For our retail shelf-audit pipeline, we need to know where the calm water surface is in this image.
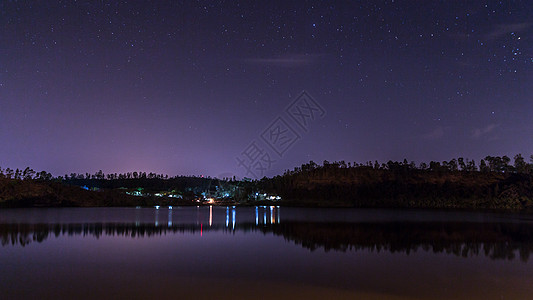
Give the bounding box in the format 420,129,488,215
1,206,533,299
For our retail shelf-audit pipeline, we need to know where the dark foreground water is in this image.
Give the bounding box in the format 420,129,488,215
1,207,533,299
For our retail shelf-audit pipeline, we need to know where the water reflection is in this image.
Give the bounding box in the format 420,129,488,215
209,205,212,227
255,206,279,226
3,207,533,300
2,210,533,262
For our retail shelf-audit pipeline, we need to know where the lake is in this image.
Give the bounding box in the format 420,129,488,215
1,206,533,299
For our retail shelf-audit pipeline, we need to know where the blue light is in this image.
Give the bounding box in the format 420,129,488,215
232,208,236,230
226,207,229,227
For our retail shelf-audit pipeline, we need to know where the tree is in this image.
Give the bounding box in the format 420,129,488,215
36,171,52,181
23,167,35,180
5,168,13,179
95,170,104,180
458,157,466,171
339,160,347,168
429,161,441,172
448,159,458,171
479,159,490,172
387,161,401,172
441,161,451,171
465,159,477,172
502,156,512,172
484,156,503,172
514,154,527,173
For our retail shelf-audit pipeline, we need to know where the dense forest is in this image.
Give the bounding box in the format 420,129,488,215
0,168,249,207
0,178,160,207
259,154,533,209
1,154,533,209
0,167,241,193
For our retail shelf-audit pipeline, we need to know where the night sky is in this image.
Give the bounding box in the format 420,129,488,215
1,1,532,178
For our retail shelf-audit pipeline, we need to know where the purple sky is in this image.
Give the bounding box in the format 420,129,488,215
1,1,532,178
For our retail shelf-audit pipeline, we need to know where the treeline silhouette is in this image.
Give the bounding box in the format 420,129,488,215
0,167,237,192
2,154,533,209
0,166,254,203
0,177,197,207
260,154,533,209
278,154,533,178
0,168,253,207
2,221,533,261
62,175,243,195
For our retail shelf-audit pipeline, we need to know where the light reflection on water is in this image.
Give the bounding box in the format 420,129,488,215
1,207,533,299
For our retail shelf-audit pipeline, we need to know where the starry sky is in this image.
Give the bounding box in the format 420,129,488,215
1,1,532,178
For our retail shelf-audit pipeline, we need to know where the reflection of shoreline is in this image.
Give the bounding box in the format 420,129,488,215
2,221,533,261
268,222,533,262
